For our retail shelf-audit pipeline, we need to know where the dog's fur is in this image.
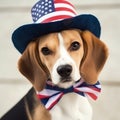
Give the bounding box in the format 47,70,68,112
1,29,108,120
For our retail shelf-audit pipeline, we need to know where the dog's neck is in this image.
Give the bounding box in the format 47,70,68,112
36,78,101,110
50,93,92,120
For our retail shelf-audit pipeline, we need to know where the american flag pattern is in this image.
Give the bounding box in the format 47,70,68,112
36,79,101,110
31,0,77,23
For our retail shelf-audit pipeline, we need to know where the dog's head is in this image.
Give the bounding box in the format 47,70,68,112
18,29,108,91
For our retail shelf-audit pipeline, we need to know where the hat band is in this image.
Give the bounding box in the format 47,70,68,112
35,11,76,23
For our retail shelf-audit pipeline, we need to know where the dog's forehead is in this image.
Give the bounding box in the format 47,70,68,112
60,30,81,40
39,33,58,45
60,30,83,45
39,29,82,47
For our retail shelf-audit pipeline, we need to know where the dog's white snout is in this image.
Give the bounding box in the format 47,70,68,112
57,64,72,78
51,33,81,87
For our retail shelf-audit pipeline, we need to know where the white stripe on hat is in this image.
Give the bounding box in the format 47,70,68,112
35,11,76,23
54,3,77,14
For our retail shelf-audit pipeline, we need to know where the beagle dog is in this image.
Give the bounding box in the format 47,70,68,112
1,29,108,120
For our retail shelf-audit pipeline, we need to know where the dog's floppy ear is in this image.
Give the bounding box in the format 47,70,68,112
80,31,108,84
18,40,49,91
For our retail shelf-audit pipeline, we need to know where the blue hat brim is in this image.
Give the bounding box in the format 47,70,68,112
12,14,101,53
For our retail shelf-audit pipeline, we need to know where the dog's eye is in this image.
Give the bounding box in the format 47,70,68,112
41,47,52,55
70,41,80,51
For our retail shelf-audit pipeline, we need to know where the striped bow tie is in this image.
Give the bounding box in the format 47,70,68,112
36,79,101,110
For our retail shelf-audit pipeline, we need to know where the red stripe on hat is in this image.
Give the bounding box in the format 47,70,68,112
55,7,76,15
55,0,75,9
42,15,72,23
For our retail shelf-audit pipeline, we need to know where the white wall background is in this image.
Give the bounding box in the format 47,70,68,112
0,0,120,120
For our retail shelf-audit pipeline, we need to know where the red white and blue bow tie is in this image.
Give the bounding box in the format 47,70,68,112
36,79,101,110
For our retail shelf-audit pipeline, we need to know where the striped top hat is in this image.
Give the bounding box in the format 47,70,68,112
12,0,101,53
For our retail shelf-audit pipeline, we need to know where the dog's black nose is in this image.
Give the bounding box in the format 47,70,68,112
57,64,72,77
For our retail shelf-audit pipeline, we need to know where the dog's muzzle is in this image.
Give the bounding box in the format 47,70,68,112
57,64,72,82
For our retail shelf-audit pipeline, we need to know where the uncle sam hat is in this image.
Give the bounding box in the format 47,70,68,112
12,0,101,53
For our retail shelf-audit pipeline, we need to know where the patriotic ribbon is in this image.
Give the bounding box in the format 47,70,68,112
36,78,101,110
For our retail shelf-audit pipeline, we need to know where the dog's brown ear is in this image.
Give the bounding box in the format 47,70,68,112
80,31,108,84
18,41,49,91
